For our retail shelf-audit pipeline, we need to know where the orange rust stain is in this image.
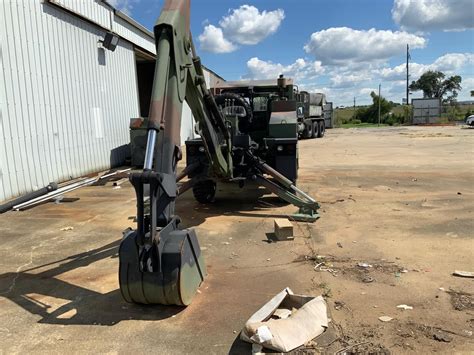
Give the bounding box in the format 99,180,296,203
162,0,190,34
150,96,182,146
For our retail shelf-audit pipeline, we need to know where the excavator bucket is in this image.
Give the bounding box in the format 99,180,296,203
119,228,206,306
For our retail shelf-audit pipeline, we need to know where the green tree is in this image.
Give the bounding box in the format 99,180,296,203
470,90,474,97
354,91,393,123
409,70,462,103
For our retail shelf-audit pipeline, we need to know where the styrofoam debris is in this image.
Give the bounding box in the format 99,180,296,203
453,270,474,278
250,326,273,343
396,304,413,310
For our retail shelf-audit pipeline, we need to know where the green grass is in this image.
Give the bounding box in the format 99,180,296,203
334,103,474,127
334,107,357,123
340,122,388,128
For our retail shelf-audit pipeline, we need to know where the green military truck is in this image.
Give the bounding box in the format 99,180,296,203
187,75,302,201
299,91,329,139
129,75,331,203
212,75,331,140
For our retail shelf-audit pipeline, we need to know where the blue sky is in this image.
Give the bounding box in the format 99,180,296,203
112,0,473,106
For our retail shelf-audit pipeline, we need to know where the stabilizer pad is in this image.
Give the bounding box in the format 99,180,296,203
119,228,206,306
290,207,320,223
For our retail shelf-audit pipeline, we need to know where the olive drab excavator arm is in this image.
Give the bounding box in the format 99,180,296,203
119,0,320,306
119,0,232,306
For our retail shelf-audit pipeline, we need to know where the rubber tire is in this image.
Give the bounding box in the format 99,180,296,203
214,92,252,133
312,120,319,138
318,121,325,138
303,122,313,139
193,180,216,204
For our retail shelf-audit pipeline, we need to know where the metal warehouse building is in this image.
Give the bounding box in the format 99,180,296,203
0,0,223,202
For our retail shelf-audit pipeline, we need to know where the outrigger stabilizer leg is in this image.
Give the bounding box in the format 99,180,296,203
246,153,320,222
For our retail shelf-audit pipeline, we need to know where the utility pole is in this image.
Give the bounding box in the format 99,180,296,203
406,44,410,105
378,84,381,126
353,97,356,119
406,44,411,123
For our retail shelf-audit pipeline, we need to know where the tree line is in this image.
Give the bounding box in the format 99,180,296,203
353,70,465,125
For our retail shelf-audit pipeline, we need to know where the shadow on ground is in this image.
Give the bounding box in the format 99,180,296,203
0,241,184,326
177,184,293,229
0,182,299,327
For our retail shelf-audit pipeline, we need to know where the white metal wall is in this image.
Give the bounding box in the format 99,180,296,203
113,15,155,54
0,0,223,202
49,0,156,55
49,0,111,29
0,0,140,202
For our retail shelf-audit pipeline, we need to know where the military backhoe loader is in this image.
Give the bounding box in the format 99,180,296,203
119,0,320,306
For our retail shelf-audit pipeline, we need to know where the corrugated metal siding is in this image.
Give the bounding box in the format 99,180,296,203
49,0,111,29
49,0,156,55
0,0,139,202
113,15,155,54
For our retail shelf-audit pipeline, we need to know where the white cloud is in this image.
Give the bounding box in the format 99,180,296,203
392,0,474,32
458,77,474,101
379,53,474,81
354,53,474,104
304,27,426,65
219,5,285,45
244,57,324,80
330,73,370,88
359,87,378,96
198,25,237,53
433,53,474,72
379,62,428,81
198,5,284,52
300,53,474,106
108,0,138,16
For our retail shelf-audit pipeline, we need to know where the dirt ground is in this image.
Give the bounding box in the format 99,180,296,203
0,126,473,354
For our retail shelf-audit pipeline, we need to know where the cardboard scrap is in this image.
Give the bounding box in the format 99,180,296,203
241,288,328,352
251,344,264,354
273,308,292,319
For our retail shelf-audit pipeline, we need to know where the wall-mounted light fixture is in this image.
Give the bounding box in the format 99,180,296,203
99,32,119,52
